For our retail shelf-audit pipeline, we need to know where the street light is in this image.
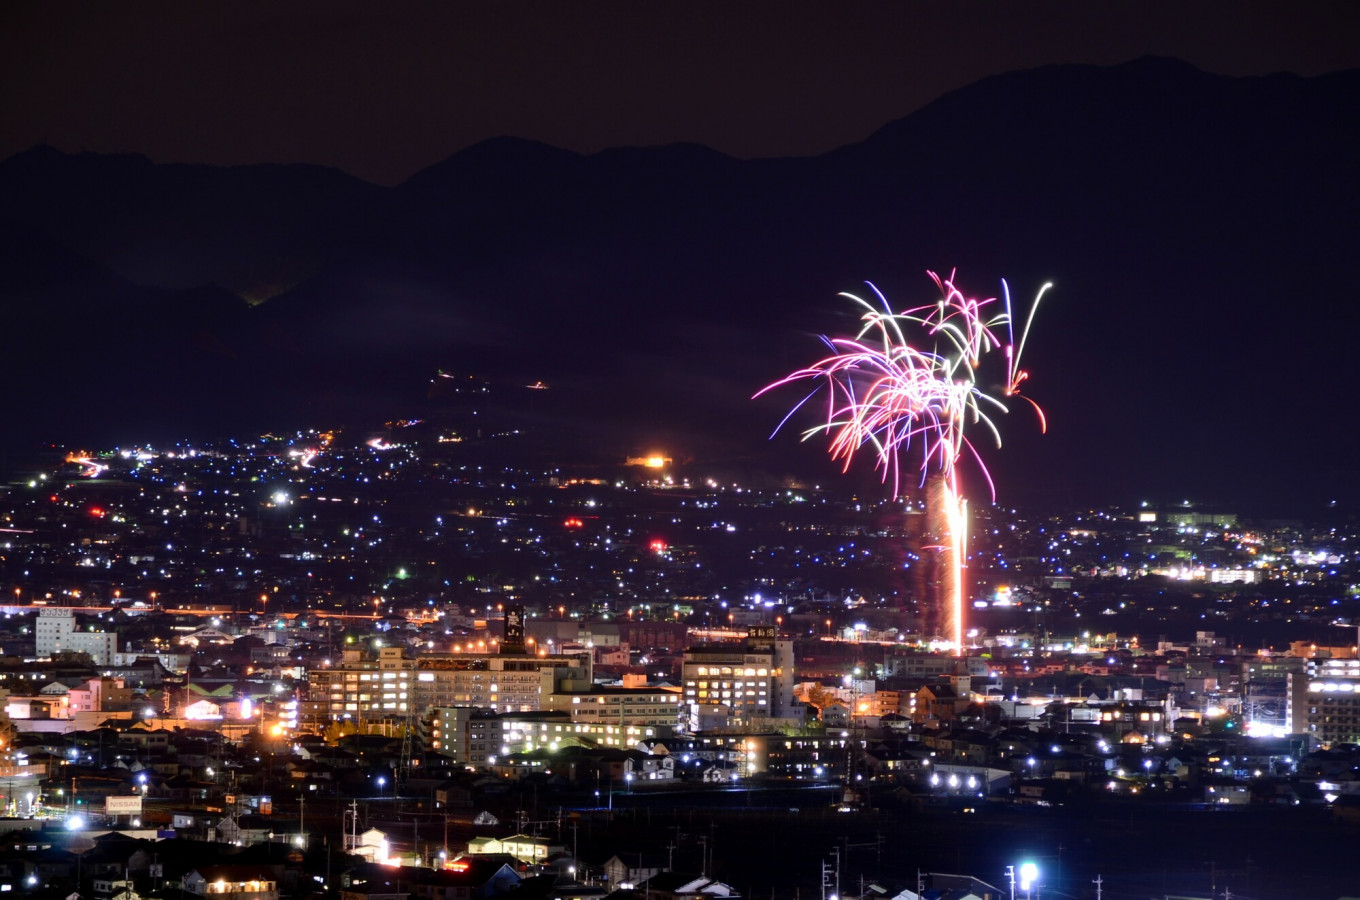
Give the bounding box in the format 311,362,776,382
1018,862,1039,900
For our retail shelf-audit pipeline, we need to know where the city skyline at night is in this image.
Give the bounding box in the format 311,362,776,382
2,11,1360,894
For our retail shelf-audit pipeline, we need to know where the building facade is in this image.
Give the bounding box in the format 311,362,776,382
305,646,592,730
427,706,673,766
680,626,797,728
35,607,118,665
1288,658,1360,745
542,679,684,732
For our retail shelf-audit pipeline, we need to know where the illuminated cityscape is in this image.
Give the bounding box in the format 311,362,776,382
2,5,1358,899
1,424,1360,897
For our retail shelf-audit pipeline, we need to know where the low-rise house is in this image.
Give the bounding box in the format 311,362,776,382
699,760,736,783
624,752,674,782
853,872,1003,900
19,848,77,885
602,855,665,888
633,874,739,900
912,684,970,725
434,781,474,809
94,878,137,899
341,874,408,900
345,828,392,864
215,815,274,846
170,812,214,840
821,703,851,729
411,860,523,900
183,866,278,900
123,727,175,751
862,742,931,776
286,760,335,783
464,835,562,866
920,872,1006,900
852,883,922,900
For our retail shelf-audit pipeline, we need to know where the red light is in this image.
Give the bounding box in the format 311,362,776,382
89,507,105,517
650,539,667,552
447,861,469,872
564,517,584,528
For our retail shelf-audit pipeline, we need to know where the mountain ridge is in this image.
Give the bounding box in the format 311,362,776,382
2,56,1357,510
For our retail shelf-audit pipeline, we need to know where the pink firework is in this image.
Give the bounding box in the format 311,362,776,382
758,271,1048,652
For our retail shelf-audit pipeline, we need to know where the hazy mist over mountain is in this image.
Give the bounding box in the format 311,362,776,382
3,58,1358,512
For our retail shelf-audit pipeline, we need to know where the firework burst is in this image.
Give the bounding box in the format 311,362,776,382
758,270,1049,652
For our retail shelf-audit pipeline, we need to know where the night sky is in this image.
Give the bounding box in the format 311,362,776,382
4,1,1358,185
4,2,1360,513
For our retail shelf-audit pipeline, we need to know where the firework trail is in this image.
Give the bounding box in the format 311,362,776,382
757,271,1049,652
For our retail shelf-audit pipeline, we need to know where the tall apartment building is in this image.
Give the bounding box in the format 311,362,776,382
426,706,501,767
35,607,118,665
305,646,592,729
1243,655,1303,735
1288,657,1360,745
680,626,799,728
415,652,591,711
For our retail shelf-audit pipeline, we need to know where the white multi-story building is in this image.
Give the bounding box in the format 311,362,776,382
1288,657,1360,745
34,607,118,665
426,706,500,766
544,676,684,731
306,646,592,729
414,652,590,712
681,626,799,728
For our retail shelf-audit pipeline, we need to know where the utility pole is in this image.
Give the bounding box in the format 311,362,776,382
345,799,360,851
1091,875,1102,900
397,703,416,793
820,848,839,900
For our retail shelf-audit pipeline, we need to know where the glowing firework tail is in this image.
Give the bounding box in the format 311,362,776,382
757,271,1049,652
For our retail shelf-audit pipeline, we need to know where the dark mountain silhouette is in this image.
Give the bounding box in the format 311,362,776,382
2,57,1358,510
